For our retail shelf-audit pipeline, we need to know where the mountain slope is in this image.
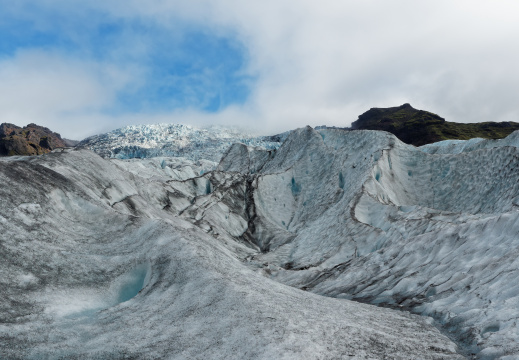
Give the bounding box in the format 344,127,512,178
351,103,519,146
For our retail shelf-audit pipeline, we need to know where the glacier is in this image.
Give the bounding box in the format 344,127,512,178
2,127,519,359
77,123,287,161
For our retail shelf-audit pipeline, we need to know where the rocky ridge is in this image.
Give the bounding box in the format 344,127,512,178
0,123,69,156
351,103,519,146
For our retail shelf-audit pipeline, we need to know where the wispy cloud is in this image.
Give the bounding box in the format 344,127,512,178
0,50,131,131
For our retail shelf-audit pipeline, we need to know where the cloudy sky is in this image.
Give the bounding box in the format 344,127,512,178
1,1,519,139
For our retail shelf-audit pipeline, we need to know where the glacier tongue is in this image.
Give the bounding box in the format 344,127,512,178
2,128,519,359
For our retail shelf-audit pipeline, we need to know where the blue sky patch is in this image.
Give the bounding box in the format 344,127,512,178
0,6,253,114
115,29,254,113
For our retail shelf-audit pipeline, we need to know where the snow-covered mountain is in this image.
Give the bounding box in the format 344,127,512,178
77,123,287,162
2,128,519,359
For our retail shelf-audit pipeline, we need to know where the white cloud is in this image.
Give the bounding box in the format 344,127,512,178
0,50,137,137
95,0,519,129
2,0,519,138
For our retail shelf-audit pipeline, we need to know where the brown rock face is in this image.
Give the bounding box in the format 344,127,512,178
0,123,68,156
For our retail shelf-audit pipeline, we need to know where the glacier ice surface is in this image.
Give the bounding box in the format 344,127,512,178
2,128,519,359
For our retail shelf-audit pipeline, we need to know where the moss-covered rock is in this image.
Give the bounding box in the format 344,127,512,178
351,104,519,146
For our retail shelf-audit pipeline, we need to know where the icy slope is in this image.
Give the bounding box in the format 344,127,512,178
240,127,519,358
77,123,285,161
0,148,462,359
